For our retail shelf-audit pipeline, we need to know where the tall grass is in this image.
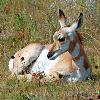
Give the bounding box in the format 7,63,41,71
0,0,100,99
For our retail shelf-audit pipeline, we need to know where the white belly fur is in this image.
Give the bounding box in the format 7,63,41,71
30,48,60,73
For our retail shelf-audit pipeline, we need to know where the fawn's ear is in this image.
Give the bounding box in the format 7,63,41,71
77,13,83,29
59,9,67,28
67,13,83,33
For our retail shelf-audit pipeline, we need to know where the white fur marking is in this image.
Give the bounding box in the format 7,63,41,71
69,22,78,32
62,22,78,33
30,48,59,73
59,20,66,28
63,67,82,82
8,58,14,72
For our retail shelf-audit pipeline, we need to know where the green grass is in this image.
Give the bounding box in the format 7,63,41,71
0,77,100,100
0,0,100,100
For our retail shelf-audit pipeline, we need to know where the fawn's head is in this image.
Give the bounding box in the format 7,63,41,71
48,9,83,60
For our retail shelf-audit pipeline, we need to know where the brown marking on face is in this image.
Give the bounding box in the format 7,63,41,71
52,29,90,71
67,38,77,53
48,41,57,53
51,30,78,54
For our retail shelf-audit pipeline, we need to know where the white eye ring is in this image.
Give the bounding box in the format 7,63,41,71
58,35,64,39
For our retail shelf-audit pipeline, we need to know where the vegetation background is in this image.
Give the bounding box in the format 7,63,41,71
0,0,100,99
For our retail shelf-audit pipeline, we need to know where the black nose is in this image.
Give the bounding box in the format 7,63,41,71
47,52,54,59
58,37,65,42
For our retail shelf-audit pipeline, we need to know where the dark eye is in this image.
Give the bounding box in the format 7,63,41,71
58,37,65,42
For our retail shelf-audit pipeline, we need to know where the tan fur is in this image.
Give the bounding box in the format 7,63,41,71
9,41,78,82
42,51,78,82
47,51,77,73
12,43,44,75
49,30,90,70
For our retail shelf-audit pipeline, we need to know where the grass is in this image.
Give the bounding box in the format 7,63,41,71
0,0,100,100
0,77,100,100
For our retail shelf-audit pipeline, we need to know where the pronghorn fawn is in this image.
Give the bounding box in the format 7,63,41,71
47,9,91,81
8,9,91,82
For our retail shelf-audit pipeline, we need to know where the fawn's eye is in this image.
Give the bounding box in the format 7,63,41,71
58,36,65,42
